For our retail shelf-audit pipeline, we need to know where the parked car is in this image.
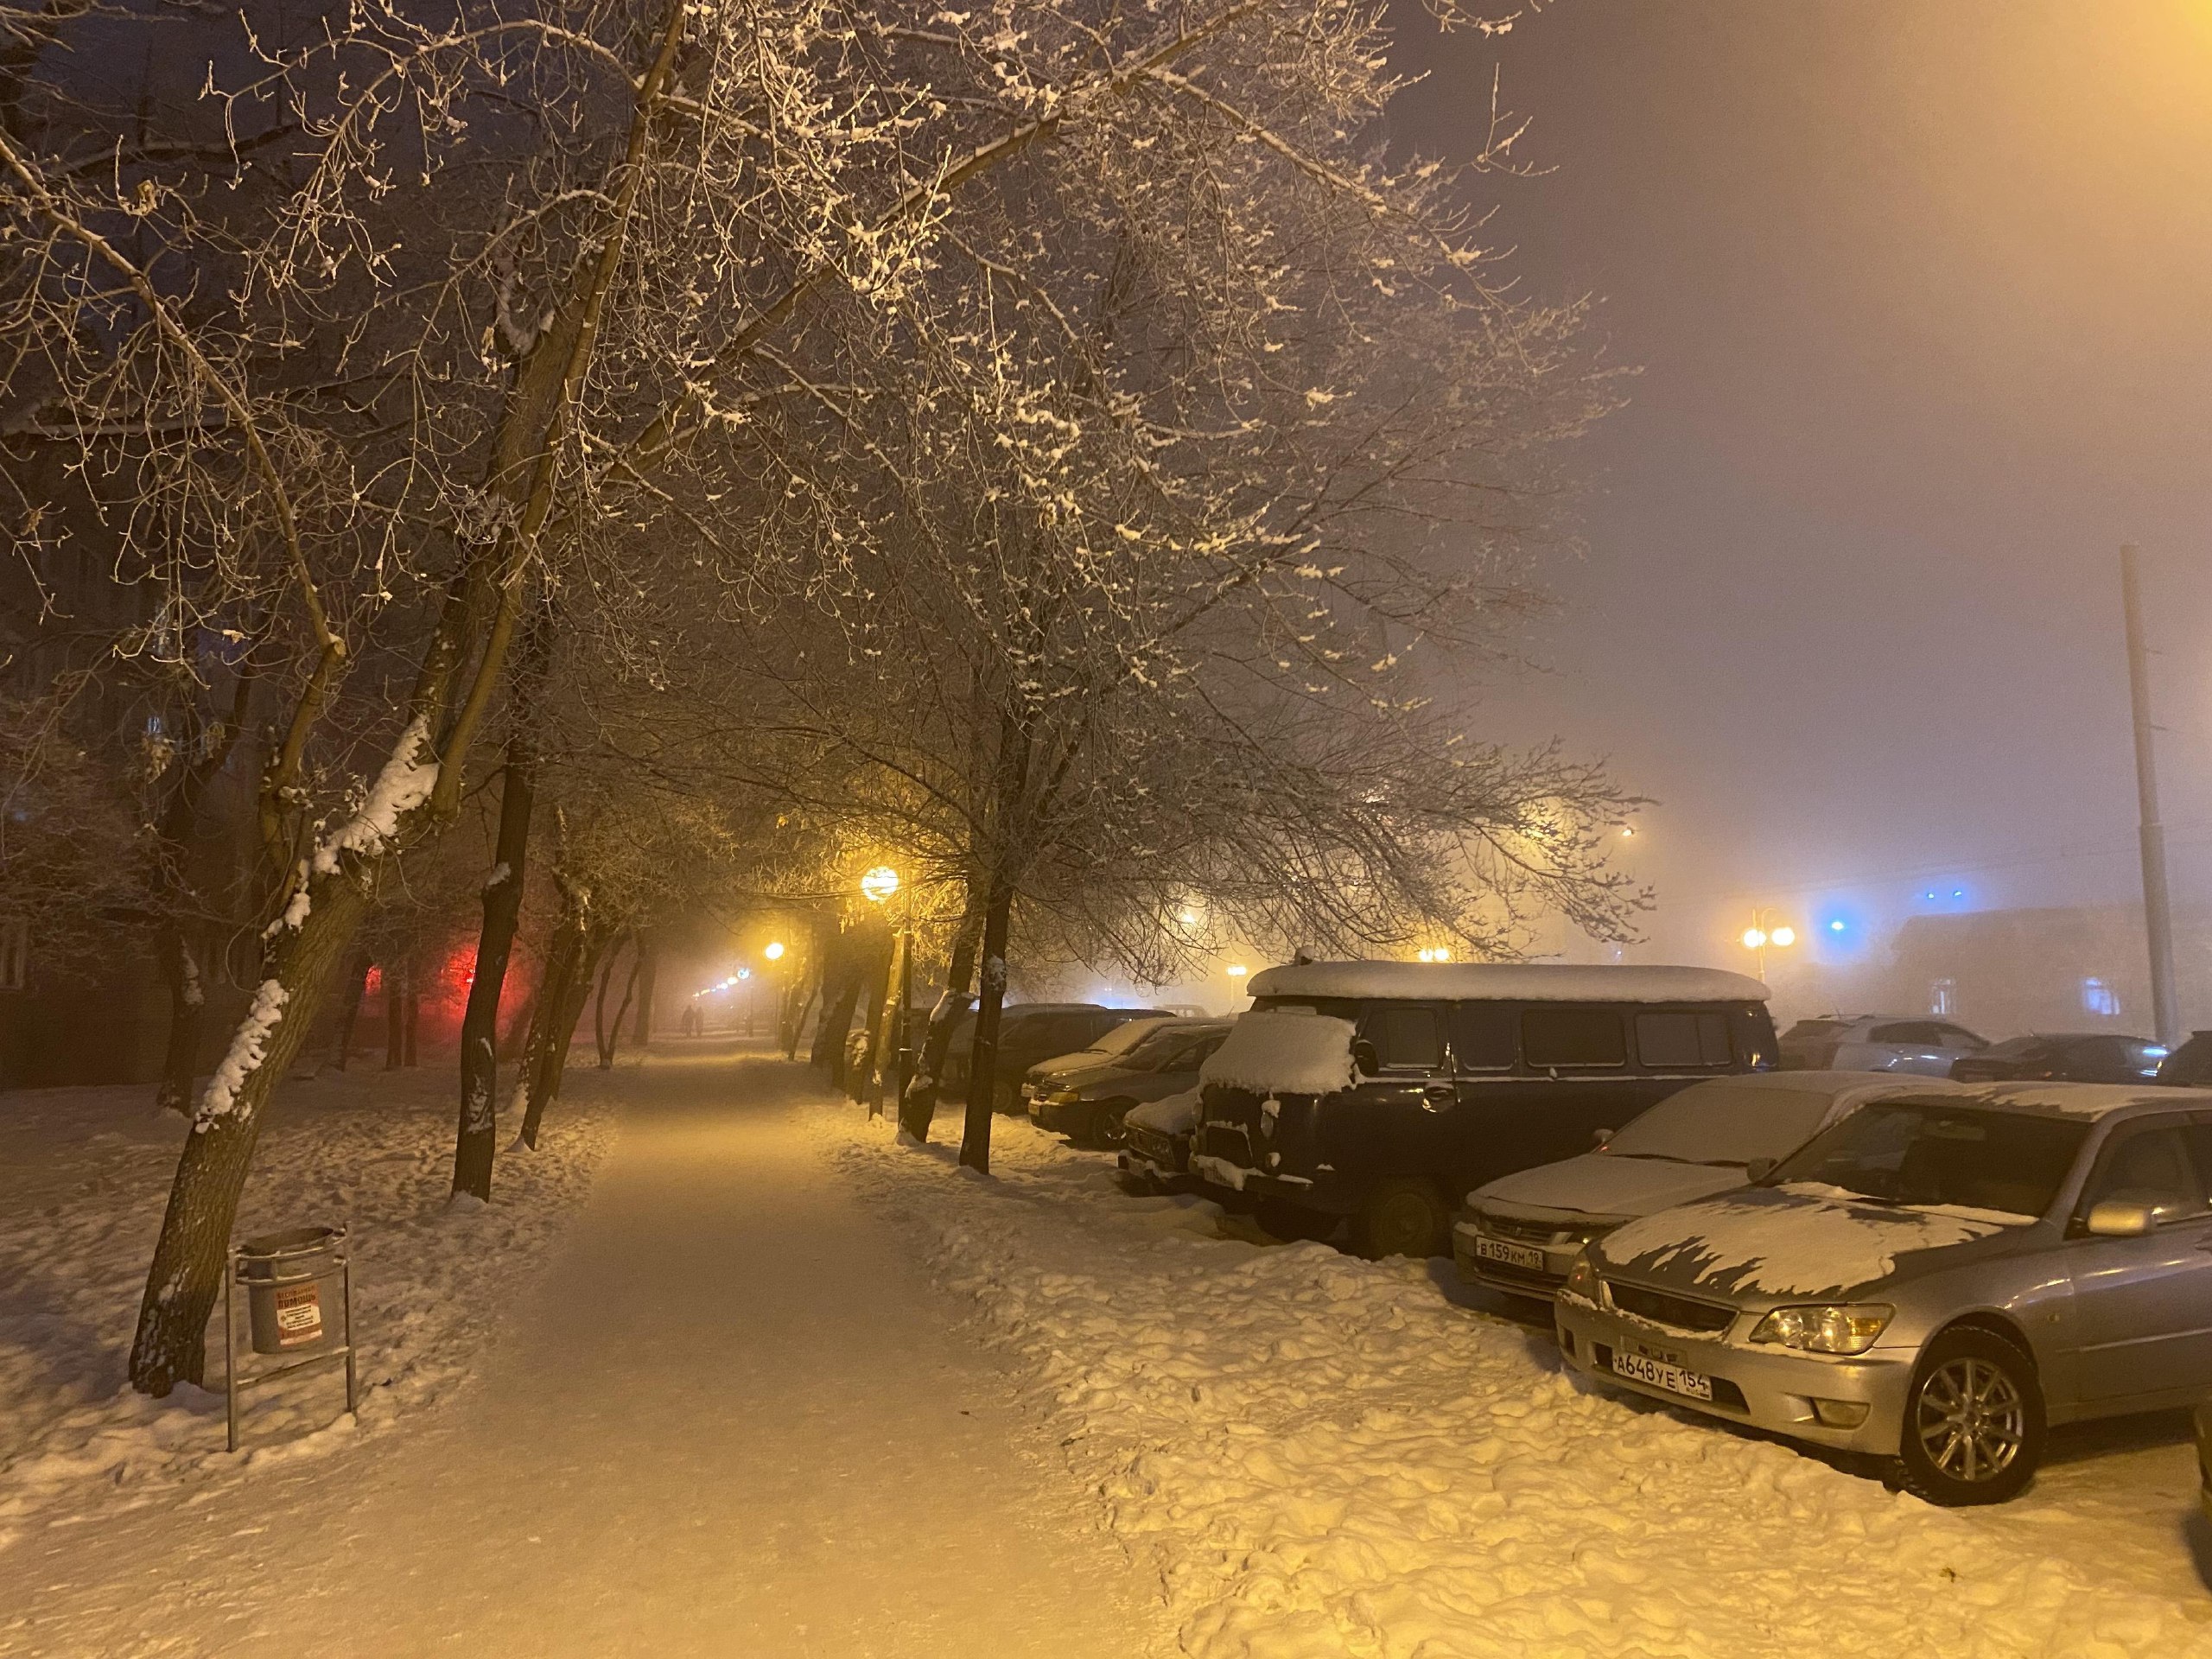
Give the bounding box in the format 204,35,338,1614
1030,1020,1230,1147
1948,1033,2166,1084
1119,1087,1200,1192
1453,1071,1975,1300
940,1003,1166,1113
2158,1031,2212,1088
1187,961,1778,1260
1557,1081,2212,1505
1778,1015,1988,1076
1020,1014,1183,1105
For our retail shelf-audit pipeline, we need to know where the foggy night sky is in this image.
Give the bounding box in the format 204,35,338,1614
1385,1,2212,984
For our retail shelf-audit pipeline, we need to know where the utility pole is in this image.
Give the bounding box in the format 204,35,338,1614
2120,543,2181,1046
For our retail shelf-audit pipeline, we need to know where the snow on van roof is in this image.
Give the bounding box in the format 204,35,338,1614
1246,961,1770,1004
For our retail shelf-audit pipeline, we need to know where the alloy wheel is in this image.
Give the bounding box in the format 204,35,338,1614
1914,1356,2025,1484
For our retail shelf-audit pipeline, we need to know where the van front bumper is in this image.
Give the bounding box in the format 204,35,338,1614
1555,1292,1915,1458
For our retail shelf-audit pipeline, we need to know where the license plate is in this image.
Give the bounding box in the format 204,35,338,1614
1611,1351,1713,1402
1473,1235,1546,1273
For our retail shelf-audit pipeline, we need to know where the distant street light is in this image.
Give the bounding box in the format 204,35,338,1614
764,940,785,961
860,866,900,904
1225,963,1249,980
1415,946,1453,963
1740,907,1796,982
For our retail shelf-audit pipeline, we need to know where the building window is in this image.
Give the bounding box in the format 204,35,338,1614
1929,977,1957,1018
2082,976,2120,1019
0,917,26,991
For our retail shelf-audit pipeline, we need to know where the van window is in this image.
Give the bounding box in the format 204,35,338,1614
1522,1007,1626,1068
1363,1007,1444,1071
1635,1011,1732,1068
1452,1005,1517,1071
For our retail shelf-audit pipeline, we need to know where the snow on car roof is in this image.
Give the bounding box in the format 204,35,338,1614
1247,960,1770,1004
1947,1081,2212,1118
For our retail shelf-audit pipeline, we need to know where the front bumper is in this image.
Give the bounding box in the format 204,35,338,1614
1451,1219,1575,1299
1028,1096,1091,1135
1186,1153,1345,1213
1555,1290,1915,1458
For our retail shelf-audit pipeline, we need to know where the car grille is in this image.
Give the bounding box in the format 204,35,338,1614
1479,1212,1610,1247
1474,1255,1565,1292
1201,1124,1253,1165
1127,1125,1179,1166
1603,1281,1738,1334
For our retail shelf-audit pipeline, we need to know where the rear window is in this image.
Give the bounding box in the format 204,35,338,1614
1634,1011,1732,1068
1522,1007,1626,1069
1363,1007,1445,1071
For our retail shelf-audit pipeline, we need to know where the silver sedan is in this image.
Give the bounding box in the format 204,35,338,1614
1556,1083,2212,1504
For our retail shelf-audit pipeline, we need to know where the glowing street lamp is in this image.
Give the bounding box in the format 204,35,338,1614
1416,946,1453,963
860,866,900,905
1740,908,1796,982
764,940,785,961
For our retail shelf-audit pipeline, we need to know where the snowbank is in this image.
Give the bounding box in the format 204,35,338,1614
823,1109,2212,1658
0,1065,613,1554
1200,1009,1356,1097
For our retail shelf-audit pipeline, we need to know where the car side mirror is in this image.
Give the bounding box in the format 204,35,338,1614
2086,1200,2154,1237
1351,1039,1380,1077
1744,1157,1776,1183
1592,1127,1615,1148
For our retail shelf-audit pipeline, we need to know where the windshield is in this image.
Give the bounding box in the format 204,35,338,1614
1084,1016,1169,1058
1766,1102,2089,1217
1604,1082,1840,1165
1116,1027,1201,1069
1980,1036,2047,1059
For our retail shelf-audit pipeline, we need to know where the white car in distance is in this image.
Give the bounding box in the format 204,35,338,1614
1453,1071,1977,1300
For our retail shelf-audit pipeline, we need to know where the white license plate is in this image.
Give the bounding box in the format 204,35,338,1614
1611,1351,1713,1402
1473,1235,1546,1274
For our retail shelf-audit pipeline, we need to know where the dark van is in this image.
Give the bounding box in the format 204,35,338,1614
1189,961,1777,1258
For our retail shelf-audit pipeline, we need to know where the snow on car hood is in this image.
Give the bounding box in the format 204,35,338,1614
1597,1182,2035,1299
1472,1153,1751,1222
1126,1086,1199,1136
1200,1009,1356,1097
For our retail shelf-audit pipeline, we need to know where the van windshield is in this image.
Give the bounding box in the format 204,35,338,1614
1766,1103,2088,1218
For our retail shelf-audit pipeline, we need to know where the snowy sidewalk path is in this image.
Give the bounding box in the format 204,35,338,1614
14,1050,1172,1658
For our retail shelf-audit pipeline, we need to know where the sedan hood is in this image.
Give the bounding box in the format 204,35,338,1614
1594,1183,2037,1301
1471,1154,1748,1222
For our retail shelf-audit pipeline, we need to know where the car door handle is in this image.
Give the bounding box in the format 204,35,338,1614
1421,1085,1454,1109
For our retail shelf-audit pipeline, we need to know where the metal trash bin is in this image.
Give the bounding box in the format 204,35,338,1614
239,1226,344,1356
226,1224,357,1452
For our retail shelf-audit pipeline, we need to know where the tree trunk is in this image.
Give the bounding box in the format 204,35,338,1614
498,986,537,1063
592,936,625,1067
518,923,609,1148
782,976,817,1061
402,957,420,1067
899,893,982,1143
451,733,537,1202
385,957,405,1070
153,926,206,1115
511,914,581,1151
333,950,371,1072
600,946,639,1069
124,2,692,1396
957,873,1015,1173
630,932,657,1046
126,871,375,1393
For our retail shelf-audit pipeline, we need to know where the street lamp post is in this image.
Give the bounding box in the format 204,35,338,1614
1738,907,1796,984
860,867,912,1116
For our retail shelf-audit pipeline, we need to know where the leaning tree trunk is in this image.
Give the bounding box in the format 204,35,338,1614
957,873,1015,1174
518,921,611,1148
127,869,378,1392
152,926,207,1116
123,2,709,1395
899,892,982,1143
450,714,538,1202
598,944,639,1069
385,956,406,1070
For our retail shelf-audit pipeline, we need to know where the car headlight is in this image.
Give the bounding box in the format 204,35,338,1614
1748,1305,1894,1356
1563,1250,1600,1303
1045,1088,1081,1105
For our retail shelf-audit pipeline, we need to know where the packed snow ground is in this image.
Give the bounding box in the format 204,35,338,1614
0,1059,615,1562
830,1108,2212,1659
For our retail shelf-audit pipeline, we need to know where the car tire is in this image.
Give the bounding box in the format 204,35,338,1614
1090,1101,1135,1149
1254,1198,1336,1243
994,1079,1022,1116
1351,1179,1451,1260
1893,1327,2044,1506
